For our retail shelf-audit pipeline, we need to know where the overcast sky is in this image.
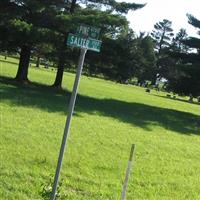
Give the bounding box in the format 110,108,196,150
121,0,200,37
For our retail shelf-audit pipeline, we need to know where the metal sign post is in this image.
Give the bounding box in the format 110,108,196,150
51,24,101,200
51,48,87,200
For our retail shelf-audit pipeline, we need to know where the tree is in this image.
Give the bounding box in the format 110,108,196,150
134,33,156,84
151,19,174,84
32,43,54,68
101,30,138,83
0,0,145,85
85,30,156,85
51,0,78,88
51,0,145,88
159,29,189,84
151,19,174,54
0,0,66,82
167,14,200,96
171,28,189,53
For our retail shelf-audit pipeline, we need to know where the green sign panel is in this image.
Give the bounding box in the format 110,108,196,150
77,25,100,39
67,33,102,52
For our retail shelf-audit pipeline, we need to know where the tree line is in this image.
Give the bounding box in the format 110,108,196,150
0,0,199,97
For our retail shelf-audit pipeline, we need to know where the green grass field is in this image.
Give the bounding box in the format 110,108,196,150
0,56,200,199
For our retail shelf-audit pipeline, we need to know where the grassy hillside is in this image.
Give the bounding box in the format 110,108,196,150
0,56,200,199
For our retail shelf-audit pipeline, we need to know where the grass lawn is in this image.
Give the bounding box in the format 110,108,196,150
0,56,200,199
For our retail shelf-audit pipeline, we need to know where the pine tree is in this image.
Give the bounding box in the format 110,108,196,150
51,0,145,88
151,19,174,54
151,19,174,84
168,14,200,96
0,0,65,82
171,28,189,53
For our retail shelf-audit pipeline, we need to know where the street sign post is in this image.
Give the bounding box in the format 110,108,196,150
51,25,102,200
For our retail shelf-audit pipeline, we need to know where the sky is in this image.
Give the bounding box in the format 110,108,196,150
121,0,200,37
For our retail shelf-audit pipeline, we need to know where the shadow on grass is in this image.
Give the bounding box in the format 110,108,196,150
0,59,19,66
152,94,200,105
1,76,200,135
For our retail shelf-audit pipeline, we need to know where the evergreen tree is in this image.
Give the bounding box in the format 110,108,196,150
171,28,189,53
158,29,189,82
0,0,144,86
168,14,200,96
134,33,156,85
0,0,65,82
85,30,156,84
151,19,174,84
51,0,145,88
151,19,174,54
85,28,135,83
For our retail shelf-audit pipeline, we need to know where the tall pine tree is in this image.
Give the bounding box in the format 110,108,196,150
168,14,200,96
151,19,174,84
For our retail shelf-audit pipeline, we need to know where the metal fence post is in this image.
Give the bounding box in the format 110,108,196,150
121,144,136,200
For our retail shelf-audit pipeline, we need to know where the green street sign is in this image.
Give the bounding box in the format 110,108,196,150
67,33,102,52
76,25,100,39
